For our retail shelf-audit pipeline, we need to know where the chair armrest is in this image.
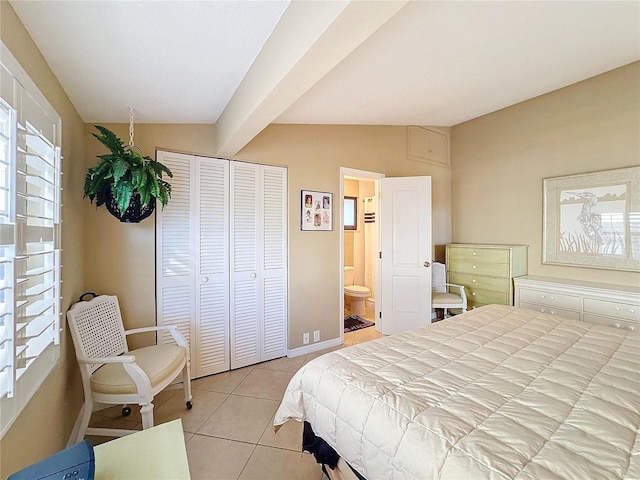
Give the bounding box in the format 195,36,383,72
445,283,468,306
125,325,188,349
77,355,135,364
125,325,177,336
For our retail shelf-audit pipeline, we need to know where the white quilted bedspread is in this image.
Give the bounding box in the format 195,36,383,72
274,305,640,480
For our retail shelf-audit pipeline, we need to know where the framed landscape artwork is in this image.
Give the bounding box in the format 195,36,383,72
301,190,332,231
543,166,640,272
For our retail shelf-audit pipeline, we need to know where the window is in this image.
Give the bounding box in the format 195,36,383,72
0,43,62,437
344,196,357,230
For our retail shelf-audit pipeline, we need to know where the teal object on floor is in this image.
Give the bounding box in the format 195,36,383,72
8,440,94,480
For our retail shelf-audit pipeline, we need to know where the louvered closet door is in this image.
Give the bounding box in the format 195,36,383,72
195,157,230,376
156,151,195,365
230,163,287,369
156,151,230,377
261,166,287,362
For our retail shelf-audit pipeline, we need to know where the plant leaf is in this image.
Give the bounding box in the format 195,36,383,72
113,183,134,216
92,125,126,155
111,159,130,186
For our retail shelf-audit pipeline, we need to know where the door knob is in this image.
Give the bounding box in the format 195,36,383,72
423,261,430,267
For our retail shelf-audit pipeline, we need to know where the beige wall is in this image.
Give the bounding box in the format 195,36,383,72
84,123,451,353
83,123,216,349
451,62,640,288
238,125,450,346
1,2,86,476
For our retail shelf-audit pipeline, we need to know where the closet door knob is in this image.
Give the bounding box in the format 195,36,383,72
250,273,257,278
202,277,209,283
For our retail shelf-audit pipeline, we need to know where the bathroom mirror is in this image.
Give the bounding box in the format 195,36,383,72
344,196,357,230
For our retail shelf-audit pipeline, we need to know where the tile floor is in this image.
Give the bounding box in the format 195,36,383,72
88,308,382,479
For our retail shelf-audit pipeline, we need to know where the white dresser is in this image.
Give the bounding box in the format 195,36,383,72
514,275,640,332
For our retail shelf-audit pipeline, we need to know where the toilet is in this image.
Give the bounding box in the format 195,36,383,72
344,266,371,316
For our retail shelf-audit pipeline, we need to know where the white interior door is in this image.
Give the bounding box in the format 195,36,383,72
379,176,432,335
156,151,230,378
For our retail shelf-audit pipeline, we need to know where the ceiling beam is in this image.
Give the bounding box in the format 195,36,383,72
215,0,409,157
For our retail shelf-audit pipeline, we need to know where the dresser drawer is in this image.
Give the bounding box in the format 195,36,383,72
519,301,581,321
583,298,640,323
467,287,509,305
518,288,581,311
447,247,510,264
449,259,510,277
583,314,638,332
468,300,488,310
449,273,510,293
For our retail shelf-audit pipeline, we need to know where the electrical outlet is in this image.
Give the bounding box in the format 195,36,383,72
303,332,310,345
313,330,320,342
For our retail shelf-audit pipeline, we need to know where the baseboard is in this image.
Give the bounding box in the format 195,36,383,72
287,337,342,358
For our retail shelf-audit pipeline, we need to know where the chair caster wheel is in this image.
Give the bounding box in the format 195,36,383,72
122,406,132,416
186,401,193,410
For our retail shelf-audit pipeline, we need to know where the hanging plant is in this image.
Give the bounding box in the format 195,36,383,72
84,125,173,223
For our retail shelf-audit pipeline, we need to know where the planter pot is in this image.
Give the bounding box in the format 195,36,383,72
105,188,155,223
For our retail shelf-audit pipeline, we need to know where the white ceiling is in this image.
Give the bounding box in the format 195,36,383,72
9,0,640,155
9,0,290,124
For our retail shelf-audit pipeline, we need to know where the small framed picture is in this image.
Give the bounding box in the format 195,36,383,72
301,190,332,231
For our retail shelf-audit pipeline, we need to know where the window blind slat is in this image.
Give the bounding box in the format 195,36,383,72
0,44,61,434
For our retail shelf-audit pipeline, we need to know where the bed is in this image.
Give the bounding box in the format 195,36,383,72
274,305,640,480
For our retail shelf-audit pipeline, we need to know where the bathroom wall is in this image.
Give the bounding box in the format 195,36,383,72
354,180,375,288
359,181,376,299
343,178,358,267
343,178,376,291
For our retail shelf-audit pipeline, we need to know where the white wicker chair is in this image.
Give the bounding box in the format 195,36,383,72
67,294,192,443
432,262,467,318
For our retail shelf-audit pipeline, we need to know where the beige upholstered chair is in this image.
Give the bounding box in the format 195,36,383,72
67,294,192,443
432,262,467,318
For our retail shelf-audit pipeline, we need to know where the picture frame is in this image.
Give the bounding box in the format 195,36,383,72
301,190,332,231
543,166,640,272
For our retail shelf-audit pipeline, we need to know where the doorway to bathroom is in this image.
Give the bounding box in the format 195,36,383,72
340,168,433,339
340,168,384,338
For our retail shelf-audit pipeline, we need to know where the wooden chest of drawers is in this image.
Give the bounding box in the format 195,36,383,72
446,244,528,309
514,275,640,332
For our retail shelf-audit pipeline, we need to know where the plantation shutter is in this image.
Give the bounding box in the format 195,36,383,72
1,43,62,437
